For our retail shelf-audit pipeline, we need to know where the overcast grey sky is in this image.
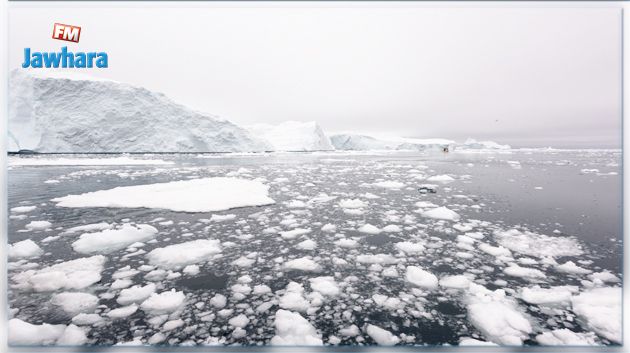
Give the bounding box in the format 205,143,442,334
9,3,622,148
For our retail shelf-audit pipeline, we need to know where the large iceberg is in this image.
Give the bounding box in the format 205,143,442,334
8,70,271,153
330,133,454,151
458,138,511,150
246,121,334,151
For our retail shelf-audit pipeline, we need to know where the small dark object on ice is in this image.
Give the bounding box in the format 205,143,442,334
418,184,438,194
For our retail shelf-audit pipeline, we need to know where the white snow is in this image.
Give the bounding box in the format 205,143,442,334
421,207,460,221
71,224,158,254
228,314,250,328
11,255,106,292
366,324,400,345
270,309,323,345
279,228,311,240
56,325,88,345
503,264,546,280
571,287,621,343
426,175,455,182
296,239,317,250
395,241,425,254
338,199,367,209
405,266,438,289
53,177,275,213
147,239,222,269
9,239,43,259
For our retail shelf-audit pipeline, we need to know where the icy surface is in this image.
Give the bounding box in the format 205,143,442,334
72,224,158,254
53,178,275,212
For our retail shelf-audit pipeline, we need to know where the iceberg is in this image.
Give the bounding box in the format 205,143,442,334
9,70,271,153
246,121,334,151
330,133,454,151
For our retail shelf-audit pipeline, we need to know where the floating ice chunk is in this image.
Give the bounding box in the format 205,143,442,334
11,255,106,292
519,286,575,305
279,282,310,312
459,338,498,346
321,224,336,232
536,329,598,345
270,309,322,345
182,265,200,276
466,284,532,345
9,239,43,259
414,201,438,208
405,266,438,289
8,318,66,345
11,206,36,213
210,214,236,222
285,200,307,208
232,256,256,268
52,177,275,212
279,228,311,240
366,324,400,345
372,181,405,189
140,289,186,315
163,319,185,331
335,238,358,248
426,174,455,182
25,220,52,231
284,257,321,272
382,225,402,233
117,283,157,305
56,324,88,345
210,294,227,308
356,254,398,265
439,275,471,289
555,261,591,274
588,271,620,283
338,199,367,209
296,239,317,250
358,224,381,234
421,207,460,221
395,242,425,254
478,243,512,257
72,224,158,254
51,292,99,316
60,222,112,235
571,287,621,343
228,314,250,328
253,284,272,295
107,304,138,319
494,229,583,258
339,325,360,337
309,277,340,297
71,313,102,326
503,264,546,280
372,294,403,310
147,239,222,269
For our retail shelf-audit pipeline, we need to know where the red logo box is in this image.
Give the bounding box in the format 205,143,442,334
52,23,81,43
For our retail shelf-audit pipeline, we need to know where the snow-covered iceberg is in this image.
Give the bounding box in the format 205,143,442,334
458,138,511,150
330,133,454,151
246,121,334,151
9,70,271,153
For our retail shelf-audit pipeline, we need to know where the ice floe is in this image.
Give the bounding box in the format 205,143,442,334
147,239,222,269
271,310,322,345
72,224,158,254
12,255,106,292
52,177,275,212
